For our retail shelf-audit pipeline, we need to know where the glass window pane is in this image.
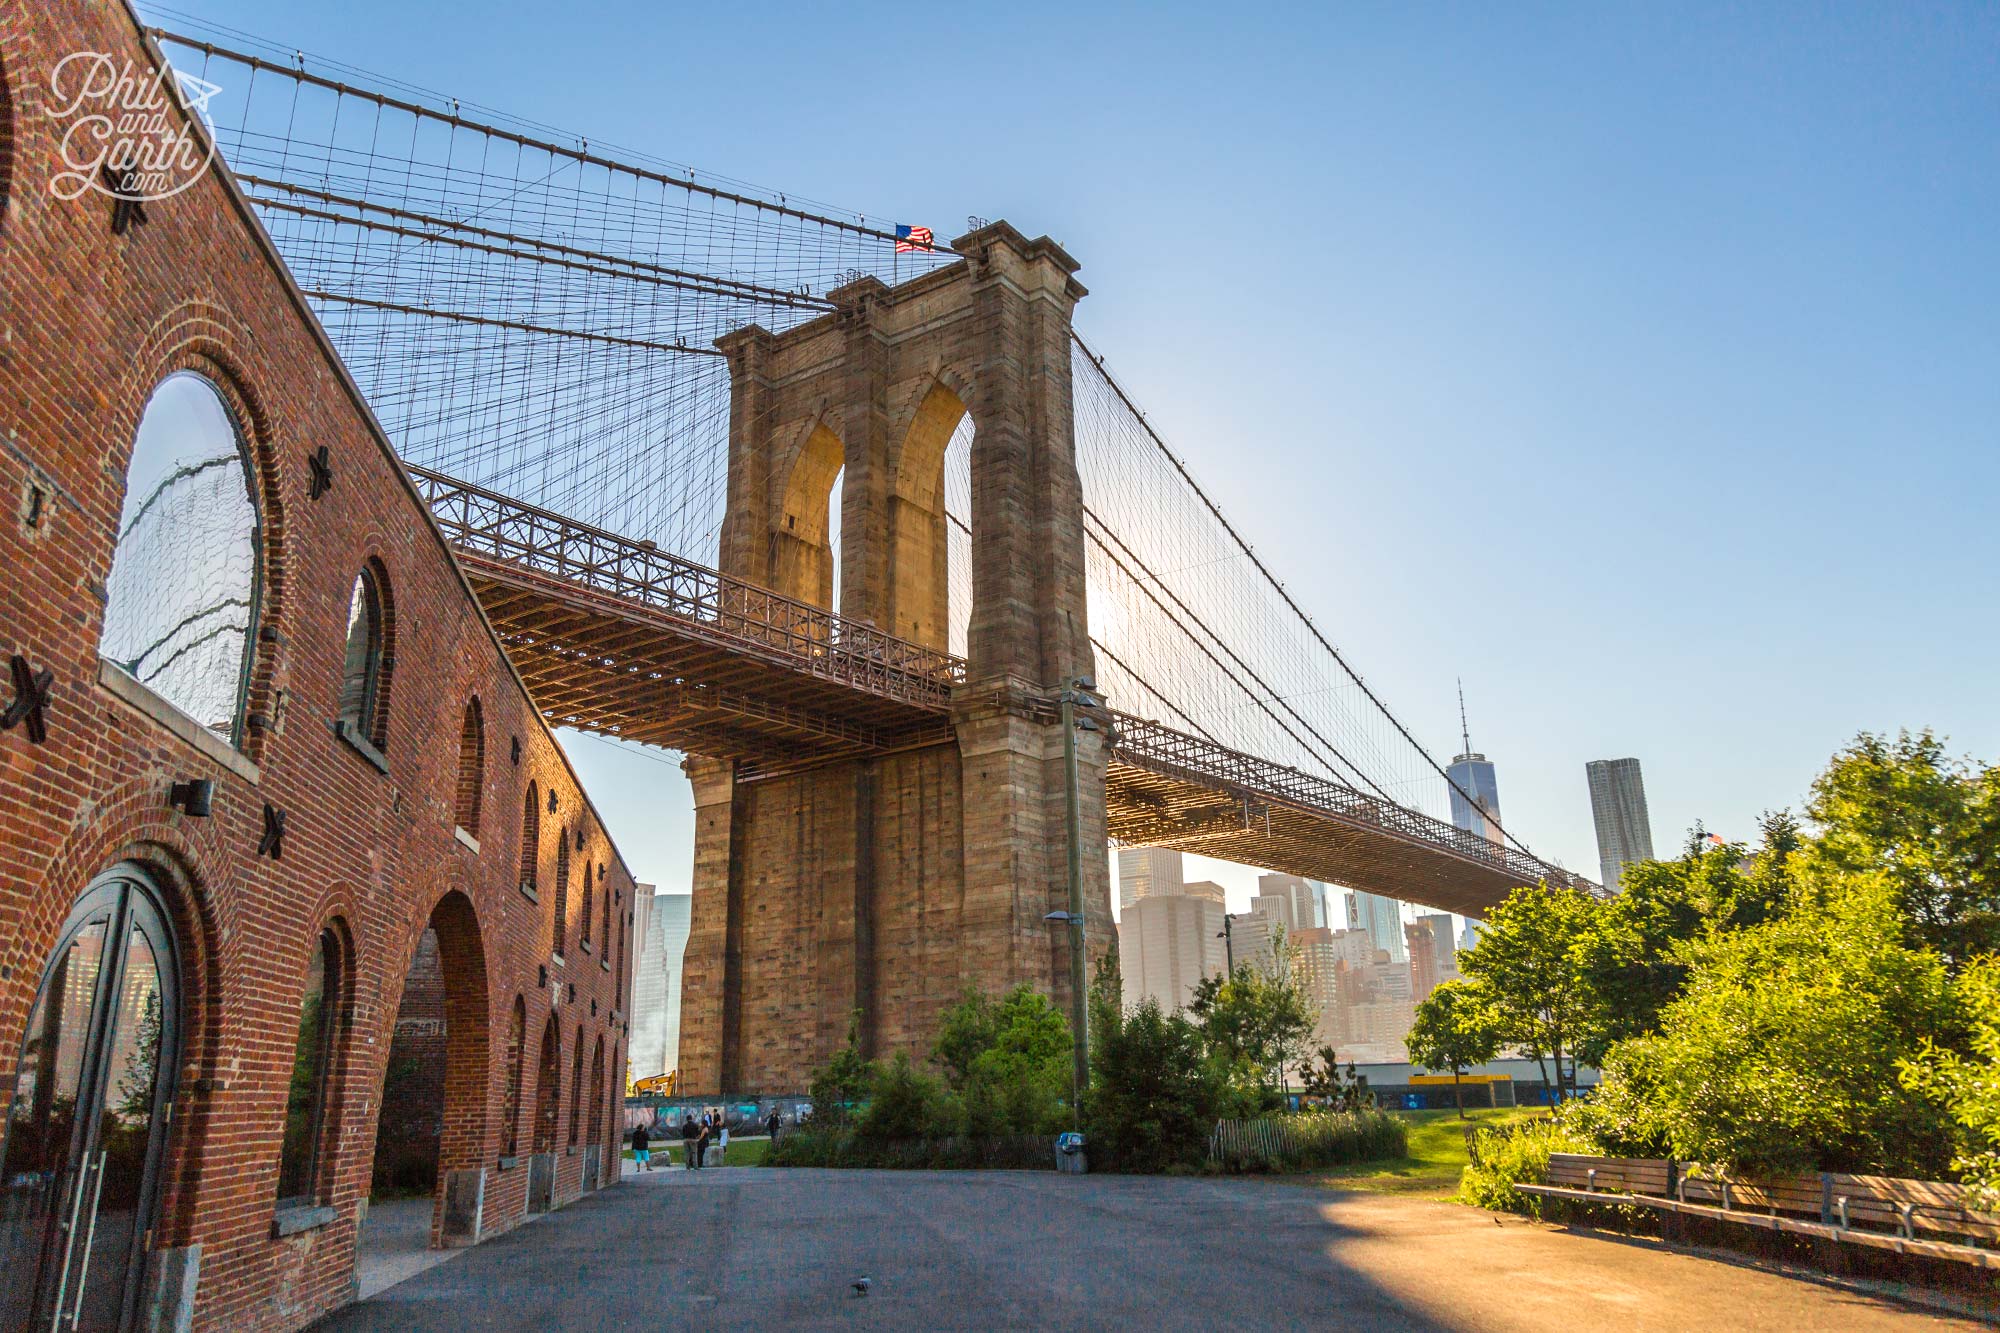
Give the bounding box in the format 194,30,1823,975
74,925,166,1333
339,574,378,727
0,917,111,1330
277,935,333,1204
100,375,258,740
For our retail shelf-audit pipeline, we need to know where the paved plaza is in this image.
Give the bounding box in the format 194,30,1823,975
319,1166,1981,1330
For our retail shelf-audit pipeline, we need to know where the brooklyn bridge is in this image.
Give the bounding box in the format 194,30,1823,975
156,30,1591,1095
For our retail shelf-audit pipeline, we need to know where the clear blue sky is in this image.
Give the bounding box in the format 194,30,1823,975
159,2,2000,904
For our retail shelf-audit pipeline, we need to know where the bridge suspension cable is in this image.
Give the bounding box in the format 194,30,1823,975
152,22,957,552
1068,338,1549,862
151,14,1564,876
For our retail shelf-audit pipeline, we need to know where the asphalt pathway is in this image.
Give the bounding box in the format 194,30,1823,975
315,1164,1982,1330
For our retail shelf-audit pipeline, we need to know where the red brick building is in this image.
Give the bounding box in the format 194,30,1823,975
0,4,636,1329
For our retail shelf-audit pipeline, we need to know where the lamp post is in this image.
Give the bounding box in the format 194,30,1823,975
1054,675,1101,1122
1217,912,1238,974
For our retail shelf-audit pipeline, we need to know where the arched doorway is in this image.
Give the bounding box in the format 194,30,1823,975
532,1016,561,1154
362,893,488,1265
585,1038,605,1187
526,1015,561,1215
0,866,181,1333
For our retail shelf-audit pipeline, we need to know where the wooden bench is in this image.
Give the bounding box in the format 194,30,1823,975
1515,1154,2000,1269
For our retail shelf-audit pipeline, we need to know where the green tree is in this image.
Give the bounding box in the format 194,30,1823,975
1575,870,1957,1176
1297,1047,1374,1111
1584,812,1797,1053
1406,982,1502,1117
946,985,1074,1136
1087,990,1218,1172
1456,882,1608,1099
1807,729,2000,966
1900,955,2000,1209
806,1011,878,1126
931,987,1001,1091
1186,929,1314,1107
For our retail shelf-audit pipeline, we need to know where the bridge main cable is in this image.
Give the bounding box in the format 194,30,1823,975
151,30,927,248
236,178,836,313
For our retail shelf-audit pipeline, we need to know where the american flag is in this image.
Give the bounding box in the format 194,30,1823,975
895,224,934,253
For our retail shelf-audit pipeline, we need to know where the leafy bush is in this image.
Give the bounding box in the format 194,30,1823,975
764,1125,850,1168
1456,1113,1595,1217
1210,1109,1407,1173
855,1055,949,1142
807,1012,878,1127
1901,954,2000,1208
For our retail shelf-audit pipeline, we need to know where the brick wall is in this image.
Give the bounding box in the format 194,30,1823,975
0,5,636,1329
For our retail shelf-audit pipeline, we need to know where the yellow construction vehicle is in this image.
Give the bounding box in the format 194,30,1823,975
631,1070,678,1097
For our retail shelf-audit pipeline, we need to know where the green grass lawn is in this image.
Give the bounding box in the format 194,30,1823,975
1290,1107,1544,1197
623,1137,770,1168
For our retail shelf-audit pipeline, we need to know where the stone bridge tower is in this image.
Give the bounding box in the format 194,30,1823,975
678,223,1112,1095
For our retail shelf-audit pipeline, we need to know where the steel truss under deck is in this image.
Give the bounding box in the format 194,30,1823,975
414,467,960,761
417,469,1589,913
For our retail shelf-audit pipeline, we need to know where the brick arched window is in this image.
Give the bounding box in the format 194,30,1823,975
608,1041,623,1150
587,1037,605,1149
518,782,540,896
552,837,570,958
101,373,261,743
337,561,393,752
277,923,349,1207
567,1024,585,1146
599,868,611,956
578,854,595,954
501,994,526,1158
454,698,484,836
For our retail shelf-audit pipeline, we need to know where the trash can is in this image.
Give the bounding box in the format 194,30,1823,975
1055,1131,1088,1175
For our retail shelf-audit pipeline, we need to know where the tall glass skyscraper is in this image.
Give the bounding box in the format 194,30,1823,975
629,887,691,1081
1345,889,1407,964
1587,757,1656,892
1446,682,1502,845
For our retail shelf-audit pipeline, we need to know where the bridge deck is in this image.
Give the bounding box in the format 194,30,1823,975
1103,715,1588,914
420,469,1585,913
417,468,959,762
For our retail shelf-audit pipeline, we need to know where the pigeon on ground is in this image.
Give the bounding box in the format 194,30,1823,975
851,1277,871,1297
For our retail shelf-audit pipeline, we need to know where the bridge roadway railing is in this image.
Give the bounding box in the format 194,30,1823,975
1105,711,1592,893
411,467,965,708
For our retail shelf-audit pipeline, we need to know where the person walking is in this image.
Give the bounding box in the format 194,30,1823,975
681,1114,700,1170
631,1120,652,1172
765,1107,781,1145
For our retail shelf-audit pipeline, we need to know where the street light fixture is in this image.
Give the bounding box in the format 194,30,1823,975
1216,912,1239,974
